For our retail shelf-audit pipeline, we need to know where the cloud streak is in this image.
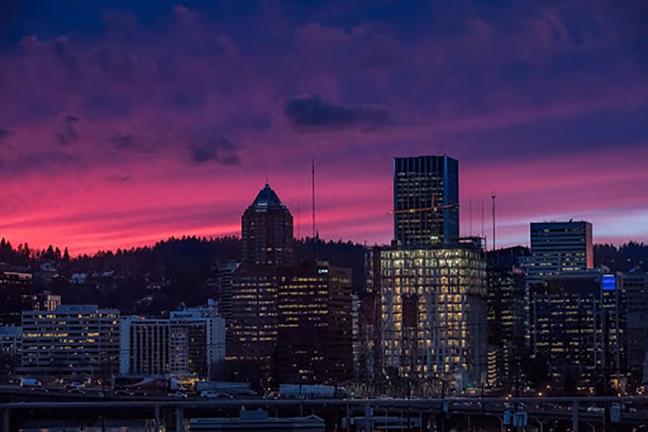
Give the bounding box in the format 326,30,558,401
189,136,240,165
283,94,391,130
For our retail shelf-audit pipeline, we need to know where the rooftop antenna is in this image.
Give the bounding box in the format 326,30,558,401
312,159,319,261
469,197,473,236
481,197,485,238
491,192,497,251
296,200,301,240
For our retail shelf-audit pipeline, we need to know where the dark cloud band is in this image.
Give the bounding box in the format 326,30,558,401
283,94,391,130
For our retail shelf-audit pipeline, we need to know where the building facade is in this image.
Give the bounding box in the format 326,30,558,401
0,325,22,375
523,221,593,283
485,247,529,391
241,183,294,266
119,318,173,376
393,155,459,247
120,301,225,378
276,261,353,384
20,305,120,376
215,259,240,319
0,271,33,325
228,267,279,368
170,300,226,377
623,271,648,387
528,271,626,393
228,184,294,383
380,246,487,394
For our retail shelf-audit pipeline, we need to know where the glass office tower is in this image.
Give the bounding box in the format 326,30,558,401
393,155,459,247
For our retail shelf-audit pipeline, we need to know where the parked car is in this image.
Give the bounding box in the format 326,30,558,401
65,382,84,391
20,377,42,388
586,406,604,414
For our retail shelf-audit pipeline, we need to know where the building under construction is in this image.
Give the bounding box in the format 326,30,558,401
374,155,489,395
379,244,488,394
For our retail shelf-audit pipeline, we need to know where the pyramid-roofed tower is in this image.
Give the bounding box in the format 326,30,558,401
241,183,294,266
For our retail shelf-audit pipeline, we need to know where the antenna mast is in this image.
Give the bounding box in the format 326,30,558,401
481,198,484,238
491,192,496,251
296,201,301,240
312,159,316,239
469,197,473,236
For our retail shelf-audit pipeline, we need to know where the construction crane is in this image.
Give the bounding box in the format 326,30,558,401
389,194,459,215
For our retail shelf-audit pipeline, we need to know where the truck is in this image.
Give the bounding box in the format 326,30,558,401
195,381,256,398
278,384,349,399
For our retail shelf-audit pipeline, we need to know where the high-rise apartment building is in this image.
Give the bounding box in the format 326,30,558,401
20,305,120,376
380,246,487,393
523,221,593,283
393,155,459,247
276,261,353,384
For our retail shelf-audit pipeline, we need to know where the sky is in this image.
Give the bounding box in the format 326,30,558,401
0,0,647,255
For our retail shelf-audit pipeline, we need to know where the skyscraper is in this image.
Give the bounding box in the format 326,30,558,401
380,246,488,393
276,261,353,384
523,221,593,283
528,271,626,393
241,183,294,266
485,247,530,390
228,184,294,383
379,154,487,395
393,155,459,247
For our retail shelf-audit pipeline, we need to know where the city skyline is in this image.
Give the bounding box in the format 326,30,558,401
2,3,648,429
1,1,647,254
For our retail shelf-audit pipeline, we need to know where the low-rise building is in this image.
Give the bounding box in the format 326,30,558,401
0,325,22,375
20,305,120,377
120,300,225,378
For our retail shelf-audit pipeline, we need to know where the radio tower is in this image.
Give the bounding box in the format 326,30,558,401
491,192,497,251
296,201,301,239
311,159,316,239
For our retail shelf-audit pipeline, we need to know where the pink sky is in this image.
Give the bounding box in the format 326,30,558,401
0,2,646,254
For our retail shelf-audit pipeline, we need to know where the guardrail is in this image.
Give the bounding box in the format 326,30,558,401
1,396,647,432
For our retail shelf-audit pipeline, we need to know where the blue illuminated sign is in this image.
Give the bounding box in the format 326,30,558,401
602,274,616,291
